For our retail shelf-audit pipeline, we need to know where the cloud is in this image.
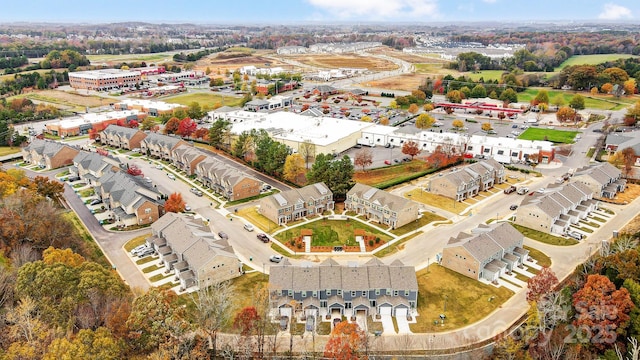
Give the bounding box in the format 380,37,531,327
306,0,439,20
598,3,632,20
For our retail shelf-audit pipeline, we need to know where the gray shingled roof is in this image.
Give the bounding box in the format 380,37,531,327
347,183,414,213
263,182,331,209
103,124,143,141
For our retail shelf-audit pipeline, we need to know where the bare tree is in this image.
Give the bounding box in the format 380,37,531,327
191,281,235,359
299,140,316,169
354,148,373,171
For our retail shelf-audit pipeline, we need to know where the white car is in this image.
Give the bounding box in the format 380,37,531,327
156,164,164,170
184,204,192,212
269,255,283,263
243,223,254,232
167,173,176,180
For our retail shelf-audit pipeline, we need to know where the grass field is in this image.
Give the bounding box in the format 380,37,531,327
163,92,243,108
464,70,507,82
8,90,108,110
236,206,282,234
228,271,269,314
0,147,21,156
517,88,634,111
511,223,578,246
390,211,446,236
410,264,513,332
524,246,551,268
354,161,431,188
275,218,392,247
518,127,579,143
555,54,639,71
124,233,152,252
404,188,469,213
86,52,175,63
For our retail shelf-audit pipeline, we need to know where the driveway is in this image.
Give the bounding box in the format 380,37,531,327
380,314,396,335
395,315,412,334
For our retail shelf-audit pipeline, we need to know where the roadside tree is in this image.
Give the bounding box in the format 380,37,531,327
401,141,421,159
164,192,185,213
526,267,558,302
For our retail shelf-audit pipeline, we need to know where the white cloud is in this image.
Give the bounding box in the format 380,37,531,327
306,0,439,20
598,3,632,20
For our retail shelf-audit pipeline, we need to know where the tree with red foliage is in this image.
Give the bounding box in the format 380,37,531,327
193,128,209,141
126,164,143,177
301,104,310,112
402,140,421,160
164,117,180,135
116,119,126,127
324,321,366,360
572,274,634,350
177,118,197,137
164,192,185,213
233,306,260,337
128,120,139,129
526,266,558,302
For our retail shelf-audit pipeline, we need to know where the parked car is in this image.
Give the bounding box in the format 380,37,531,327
167,173,176,180
190,187,203,196
384,160,391,165
517,187,529,195
130,245,148,256
257,233,269,243
243,223,254,232
509,204,518,210
155,164,164,169
269,255,283,263
137,247,155,258
218,231,228,240
504,185,517,194
568,231,584,240
90,198,103,206
184,204,191,212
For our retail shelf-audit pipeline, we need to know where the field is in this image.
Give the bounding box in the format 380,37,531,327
0,147,21,156
291,54,398,71
464,70,508,82
517,88,635,111
0,68,66,83
413,62,457,76
555,54,639,71
163,92,243,108
518,127,580,143
86,52,176,64
353,161,430,188
511,223,578,246
195,49,290,74
371,48,448,64
410,264,513,332
8,89,108,111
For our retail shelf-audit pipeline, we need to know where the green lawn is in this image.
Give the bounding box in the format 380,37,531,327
275,218,392,247
512,223,578,246
164,92,243,108
518,127,580,144
517,88,633,111
374,231,422,258
464,70,507,82
390,212,446,236
555,54,639,71
410,264,513,333
228,272,269,312
524,245,551,267
124,233,152,252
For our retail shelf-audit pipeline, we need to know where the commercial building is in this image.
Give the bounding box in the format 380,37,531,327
45,110,146,137
69,69,141,90
116,99,187,116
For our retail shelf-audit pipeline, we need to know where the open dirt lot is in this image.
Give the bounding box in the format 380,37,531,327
11,89,106,110
371,47,450,64
360,74,428,91
290,54,398,71
195,50,291,74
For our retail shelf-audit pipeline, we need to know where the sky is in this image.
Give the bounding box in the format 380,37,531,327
2,0,640,24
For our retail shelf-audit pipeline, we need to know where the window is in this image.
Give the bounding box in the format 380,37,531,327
375,289,380,295
312,291,317,298
394,290,399,296
145,208,151,214
302,291,307,298
497,150,504,155
326,290,331,296
351,291,356,297
484,148,490,153
467,146,473,151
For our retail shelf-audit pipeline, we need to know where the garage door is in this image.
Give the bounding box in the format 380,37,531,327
379,306,392,315
280,307,292,318
395,308,408,317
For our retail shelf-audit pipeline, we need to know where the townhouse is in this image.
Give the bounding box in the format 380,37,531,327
269,258,418,320
140,132,190,159
95,168,165,226
146,213,242,290
21,139,79,170
344,183,420,229
71,151,122,185
442,222,529,282
171,144,206,176
514,181,597,235
98,125,147,150
572,162,625,199
194,156,261,201
427,159,505,201
259,183,334,225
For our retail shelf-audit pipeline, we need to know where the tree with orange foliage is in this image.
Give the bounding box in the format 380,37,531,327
193,128,209,141
402,140,421,160
164,192,185,213
324,321,366,360
163,117,180,135
408,103,419,114
177,117,198,137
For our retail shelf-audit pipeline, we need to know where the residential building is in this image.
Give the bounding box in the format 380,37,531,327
171,144,207,175
69,69,141,90
259,183,334,225
514,181,597,235
95,168,164,226
21,139,79,169
269,258,417,320
146,213,242,290
71,151,122,185
345,183,419,229
140,132,190,160
426,159,505,201
98,125,147,150
195,156,261,201
572,162,625,199
442,222,529,282
45,110,146,137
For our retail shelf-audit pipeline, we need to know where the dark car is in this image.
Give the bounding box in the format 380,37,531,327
509,204,518,210
257,233,270,243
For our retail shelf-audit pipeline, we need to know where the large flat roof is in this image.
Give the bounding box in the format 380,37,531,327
229,111,373,147
118,99,185,111
68,69,140,80
50,110,141,129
